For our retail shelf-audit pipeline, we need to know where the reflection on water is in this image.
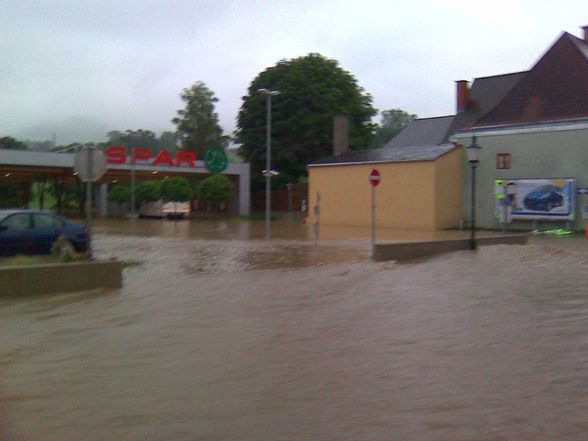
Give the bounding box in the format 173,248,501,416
1,220,587,440
91,216,535,242
92,217,309,241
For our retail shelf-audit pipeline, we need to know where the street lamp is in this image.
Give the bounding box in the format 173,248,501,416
466,136,481,250
258,88,280,239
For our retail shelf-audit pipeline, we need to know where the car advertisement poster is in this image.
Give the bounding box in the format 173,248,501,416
494,179,576,221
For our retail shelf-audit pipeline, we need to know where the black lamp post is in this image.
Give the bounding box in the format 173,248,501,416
466,136,481,250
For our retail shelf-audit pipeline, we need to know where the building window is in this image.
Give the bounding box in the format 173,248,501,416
496,153,511,169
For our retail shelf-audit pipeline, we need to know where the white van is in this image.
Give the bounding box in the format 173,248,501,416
139,200,190,219
162,201,190,219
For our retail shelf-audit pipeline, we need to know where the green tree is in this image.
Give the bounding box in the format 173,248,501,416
47,181,83,215
172,81,227,157
107,184,131,216
0,181,31,208
158,131,177,152
107,129,160,152
135,180,161,206
196,174,233,210
34,176,50,210
106,131,125,146
372,109,417,148
26,140,53,151
160,177,192,202
236,53,377,190
0,136,28,150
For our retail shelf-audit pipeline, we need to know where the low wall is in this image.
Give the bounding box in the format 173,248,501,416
374,234,529,262
0,260,123,296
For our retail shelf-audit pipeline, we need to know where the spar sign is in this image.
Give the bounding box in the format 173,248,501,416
105,146,228,173
106,147,197,167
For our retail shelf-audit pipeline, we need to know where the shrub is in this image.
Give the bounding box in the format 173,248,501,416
160,177,192,202
107,184,131,205
135,180,161,206
196,174,233,210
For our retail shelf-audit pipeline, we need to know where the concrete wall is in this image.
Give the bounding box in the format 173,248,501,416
374,234,529,262
0,260,122,296
434,148,462,229
460,127,588,231
308,160,444,229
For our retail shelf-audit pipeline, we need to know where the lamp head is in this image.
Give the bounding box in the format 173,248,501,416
466,136,481,164
257,88,280,97
262,169,280,177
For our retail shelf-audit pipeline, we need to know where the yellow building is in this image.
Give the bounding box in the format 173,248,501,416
307,143,462,230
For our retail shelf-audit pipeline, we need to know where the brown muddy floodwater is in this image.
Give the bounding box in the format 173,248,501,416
1,219,587,440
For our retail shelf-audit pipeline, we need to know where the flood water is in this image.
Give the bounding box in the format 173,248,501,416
1,218,587,440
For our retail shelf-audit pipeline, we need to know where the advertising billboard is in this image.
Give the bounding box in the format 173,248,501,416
494,179,576,221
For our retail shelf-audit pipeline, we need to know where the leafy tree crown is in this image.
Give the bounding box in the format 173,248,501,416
0,136,28,150
107,184,131,204
135,180,161,206
172,81,227,157
372,109,418,148
159,177,193,202
196,174,233,208
235,53,376,190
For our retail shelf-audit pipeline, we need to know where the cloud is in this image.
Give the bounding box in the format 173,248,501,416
1,0,586,143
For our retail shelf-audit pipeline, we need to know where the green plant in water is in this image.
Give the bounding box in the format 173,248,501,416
50,236,89,262
122,260,142,268
0,255,51,266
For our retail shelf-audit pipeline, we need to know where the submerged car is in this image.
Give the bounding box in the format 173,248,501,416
0,209,89,257
523,184,563,212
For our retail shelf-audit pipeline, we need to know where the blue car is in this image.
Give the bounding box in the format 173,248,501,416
523,184,563,212
0,210,89,257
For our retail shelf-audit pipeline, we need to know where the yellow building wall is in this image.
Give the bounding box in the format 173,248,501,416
433,148,462,229
308,161,437,230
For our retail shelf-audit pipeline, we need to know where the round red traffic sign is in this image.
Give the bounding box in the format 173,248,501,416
369,169,380,187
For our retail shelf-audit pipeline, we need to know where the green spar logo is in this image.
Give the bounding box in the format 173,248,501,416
204,147,228,173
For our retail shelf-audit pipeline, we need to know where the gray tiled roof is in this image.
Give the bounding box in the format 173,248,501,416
383,116,455,148
309,143,457,167
375,72,526,156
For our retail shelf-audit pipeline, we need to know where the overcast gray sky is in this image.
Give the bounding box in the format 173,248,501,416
1,0,586,144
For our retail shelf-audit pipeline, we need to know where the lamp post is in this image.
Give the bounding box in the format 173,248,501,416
466,136,481,250
258,88,280,239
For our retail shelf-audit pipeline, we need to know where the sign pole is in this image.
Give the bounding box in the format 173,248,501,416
74,145,107,259
368,169,380,260
85,147,94,257
371,183,375,259
502,182,507,234
86,180,92,257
